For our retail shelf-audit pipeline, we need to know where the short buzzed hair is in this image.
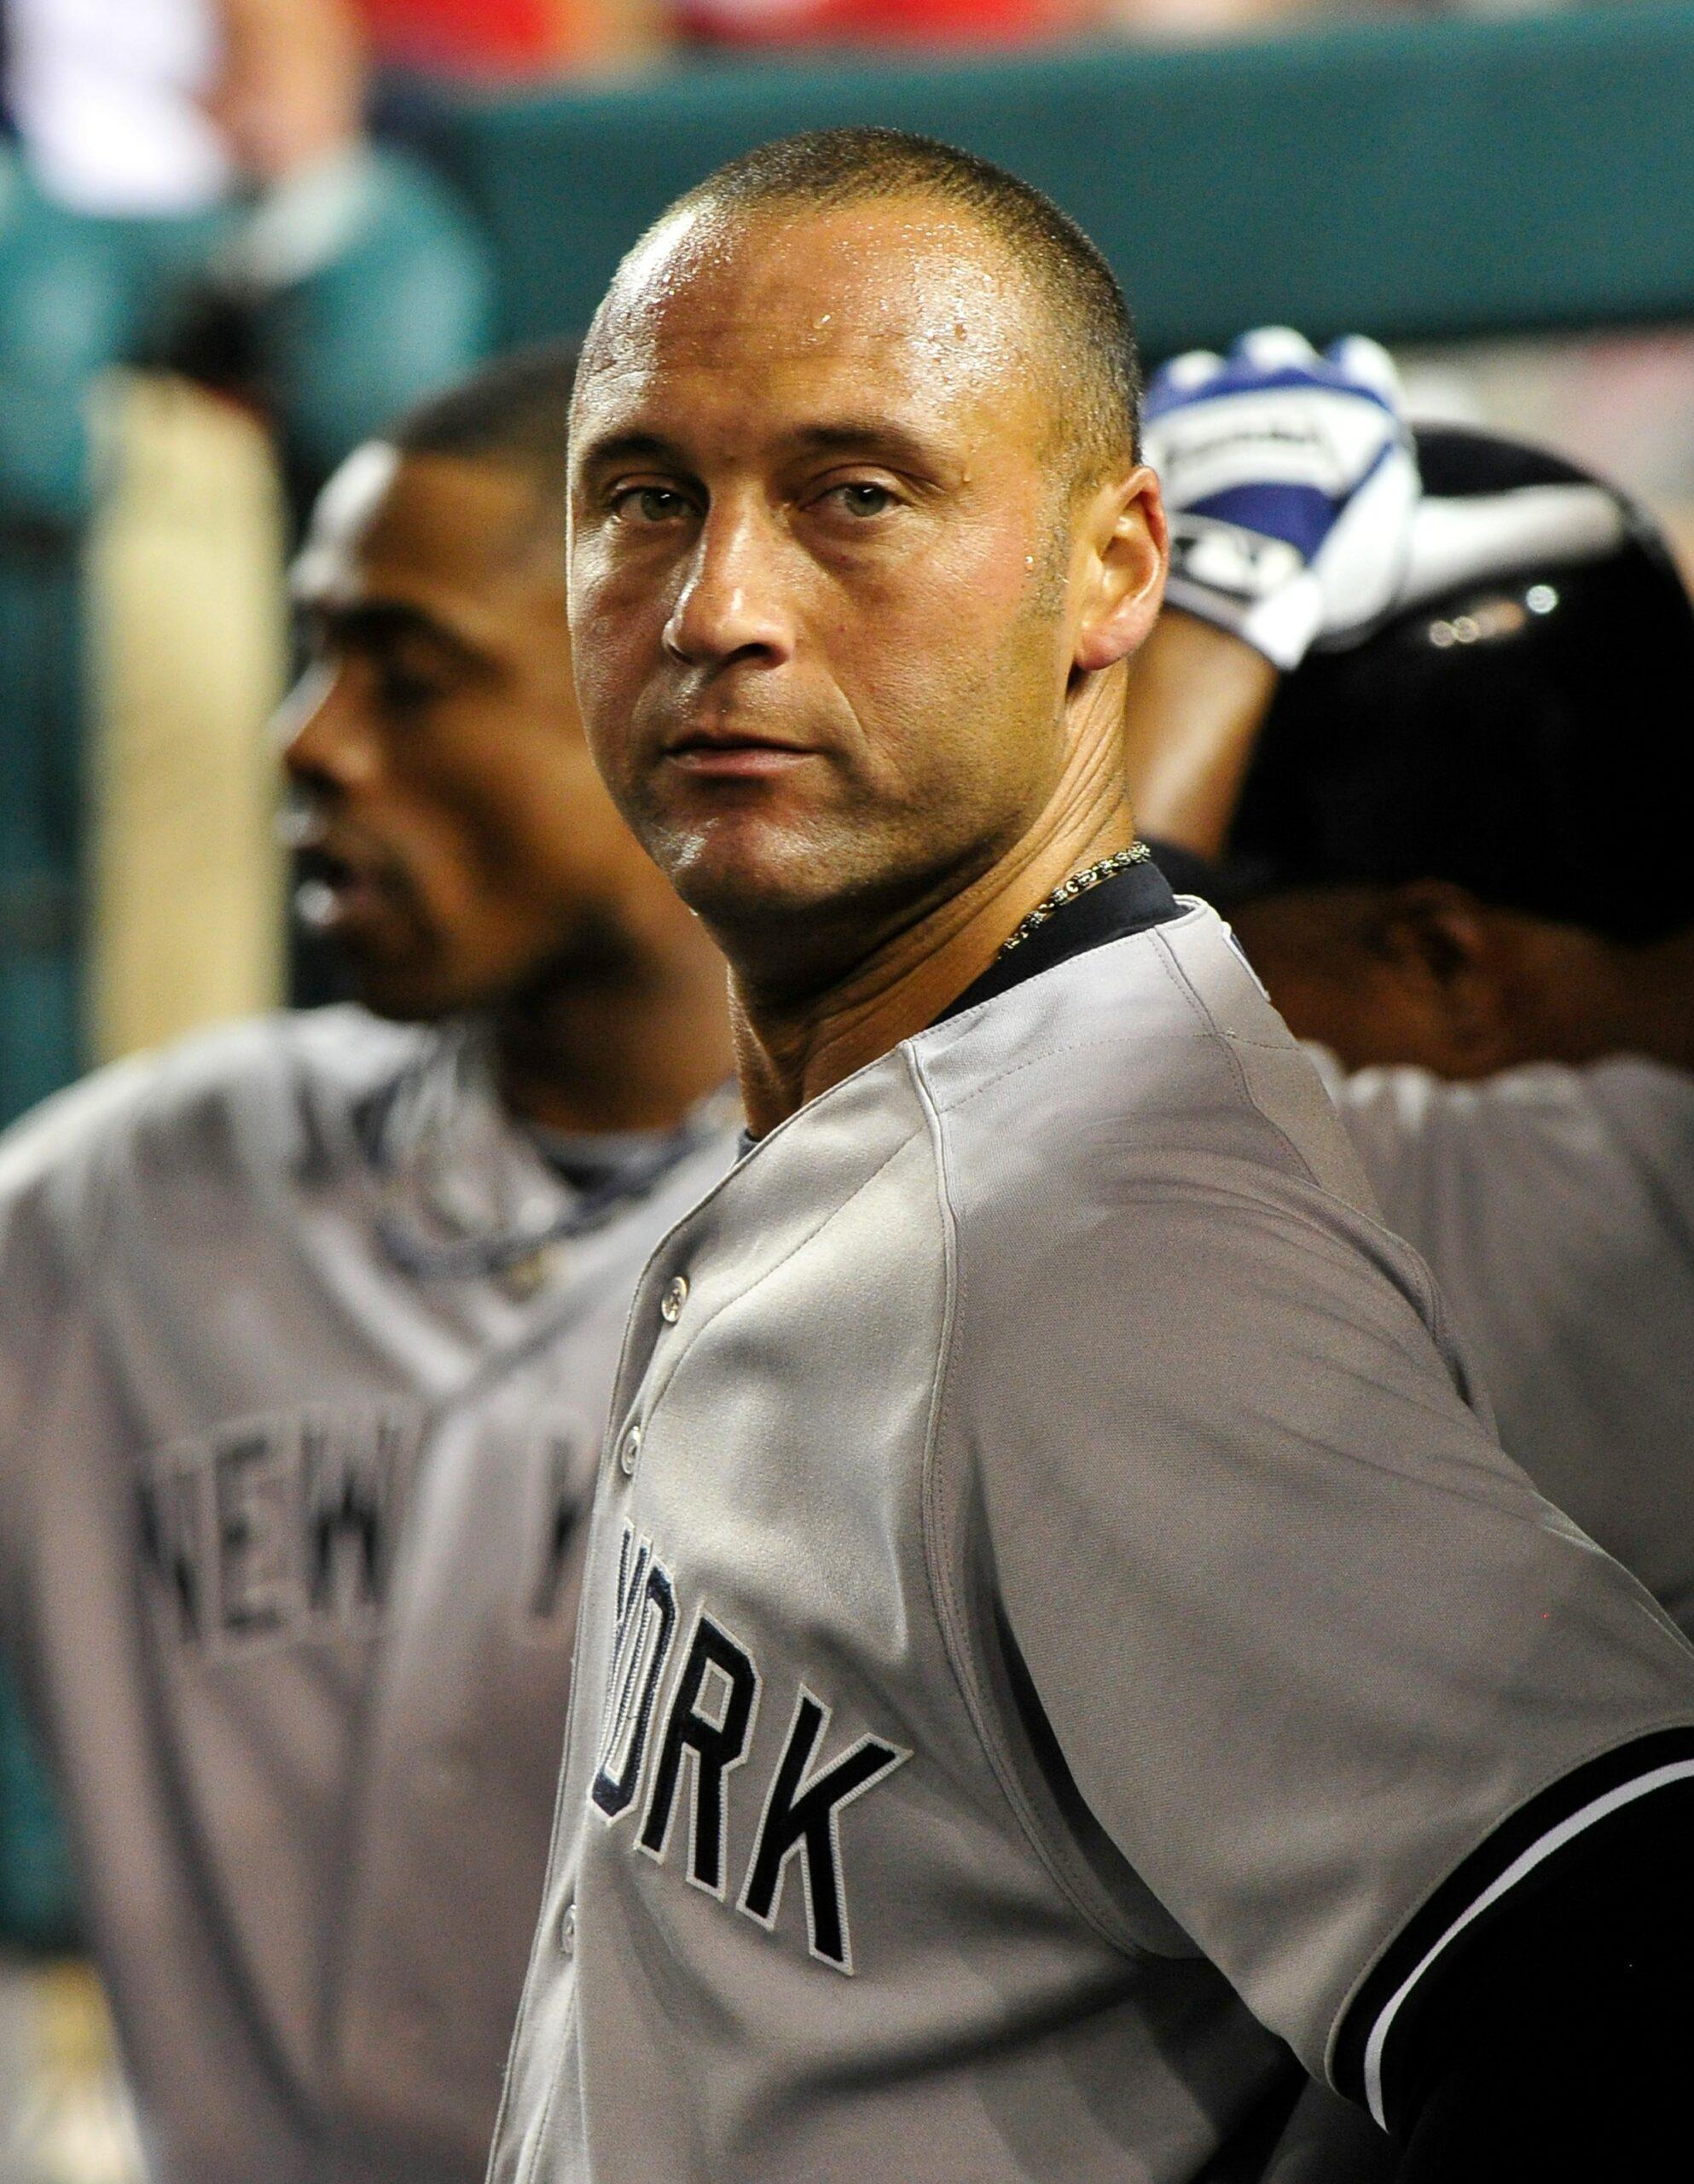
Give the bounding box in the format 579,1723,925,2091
606,127,1140,485
392,342,581,516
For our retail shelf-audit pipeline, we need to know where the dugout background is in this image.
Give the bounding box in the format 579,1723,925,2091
12,0,1694,1133
0,0,1689,2053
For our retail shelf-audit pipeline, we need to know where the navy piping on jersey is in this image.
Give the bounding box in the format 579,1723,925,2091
1331,1722,1694,2134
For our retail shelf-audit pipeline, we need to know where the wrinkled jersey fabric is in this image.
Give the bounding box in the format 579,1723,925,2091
490,904,1694,2184
1314,1048,1694,1631
0,1005,736,2184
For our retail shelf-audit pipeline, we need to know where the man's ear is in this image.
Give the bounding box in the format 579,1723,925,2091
1371,881,1519,1077
1074,465,1168,674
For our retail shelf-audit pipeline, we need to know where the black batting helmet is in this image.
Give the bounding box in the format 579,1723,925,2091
1225,425,1694,943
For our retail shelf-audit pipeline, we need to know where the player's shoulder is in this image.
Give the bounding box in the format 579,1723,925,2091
1493,1052,1694,1154
914,900,1380,1229
908,903,1460,1365
0,1006,425,1251
1578,1054,1694,1170
1318,1046,1694,1194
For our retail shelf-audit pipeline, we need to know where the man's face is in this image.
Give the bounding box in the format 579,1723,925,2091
568,199,1141,968
1229,893,1424,1069
281,444,649,1019
1230,886,1507,1077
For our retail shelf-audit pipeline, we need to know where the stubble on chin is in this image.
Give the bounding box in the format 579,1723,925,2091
643,809,829,930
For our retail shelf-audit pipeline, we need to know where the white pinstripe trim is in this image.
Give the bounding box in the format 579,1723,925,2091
1361,1757,1694,2129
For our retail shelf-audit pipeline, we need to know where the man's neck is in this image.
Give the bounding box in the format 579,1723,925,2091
733,706,1134,1138
492,932,732,1138
1601,923,1694,1075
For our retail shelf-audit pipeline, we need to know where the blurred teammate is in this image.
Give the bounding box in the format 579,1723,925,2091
1134,339,1694,1635
488,131,1694,2184
0,345,735,2184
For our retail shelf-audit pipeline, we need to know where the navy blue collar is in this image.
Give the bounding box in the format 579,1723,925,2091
934,853,1183,1025
737,856,1186,1153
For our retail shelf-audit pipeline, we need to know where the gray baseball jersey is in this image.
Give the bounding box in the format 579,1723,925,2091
1178,1046,1694,2184
1313,1049,1694,1630
488,885,1694,2184
0,1006,736,2184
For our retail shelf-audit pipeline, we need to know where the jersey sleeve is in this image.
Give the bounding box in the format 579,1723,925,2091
953,1155,1694,2125
0,1059,155,1594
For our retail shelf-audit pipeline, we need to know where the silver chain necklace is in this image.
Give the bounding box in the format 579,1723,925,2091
996,839,1152,958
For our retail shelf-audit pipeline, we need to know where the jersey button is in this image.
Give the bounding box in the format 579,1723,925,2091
660,1274,689,1324
618,1425,642,1478
560,1901,577,1957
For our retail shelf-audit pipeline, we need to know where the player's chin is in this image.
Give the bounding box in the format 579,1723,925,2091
338,932,467,1024
653,809,850,932
345,966,454,1023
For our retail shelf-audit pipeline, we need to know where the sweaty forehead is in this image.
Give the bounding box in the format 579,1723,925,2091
580,198,1047,436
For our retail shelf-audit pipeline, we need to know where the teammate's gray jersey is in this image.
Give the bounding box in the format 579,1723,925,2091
489,903,1694,2184
1314,1049,1694,1629
0,1006,736,2184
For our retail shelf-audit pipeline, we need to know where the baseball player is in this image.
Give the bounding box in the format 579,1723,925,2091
1132,337,1694,1634
1134,333,1694,2183
0,346,738,2184
486,129,1694,2184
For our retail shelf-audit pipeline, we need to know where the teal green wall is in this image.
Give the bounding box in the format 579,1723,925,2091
0,549,82,1133
442,5,1694,357
0,1679,78,1950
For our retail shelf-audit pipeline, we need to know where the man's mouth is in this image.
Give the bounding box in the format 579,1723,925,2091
289,832,403,936
662,728,818,780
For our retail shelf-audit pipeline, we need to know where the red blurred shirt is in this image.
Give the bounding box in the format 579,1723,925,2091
356,0,1091,72
681,0,1089,47
355,0,565,75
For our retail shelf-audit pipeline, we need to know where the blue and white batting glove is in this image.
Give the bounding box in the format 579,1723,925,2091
1143,328,1418,671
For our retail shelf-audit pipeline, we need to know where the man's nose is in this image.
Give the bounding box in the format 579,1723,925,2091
276,661,378,796
662,502,797,668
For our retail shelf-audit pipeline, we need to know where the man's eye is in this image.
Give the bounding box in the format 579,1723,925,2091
825,482,897,519
614,486,691,524
377,661,448,714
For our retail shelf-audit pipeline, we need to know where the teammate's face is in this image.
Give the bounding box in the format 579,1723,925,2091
1229,892,1460,1072
281,444,655,1019
1232,884,1548,1079
568,199,1160,971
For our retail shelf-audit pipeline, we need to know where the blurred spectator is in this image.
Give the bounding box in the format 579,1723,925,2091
677,0,1322,54
1102,0,1328,38
677,0,1093,50
0,0,492,509
356,0,666,78
0,0,493,1111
